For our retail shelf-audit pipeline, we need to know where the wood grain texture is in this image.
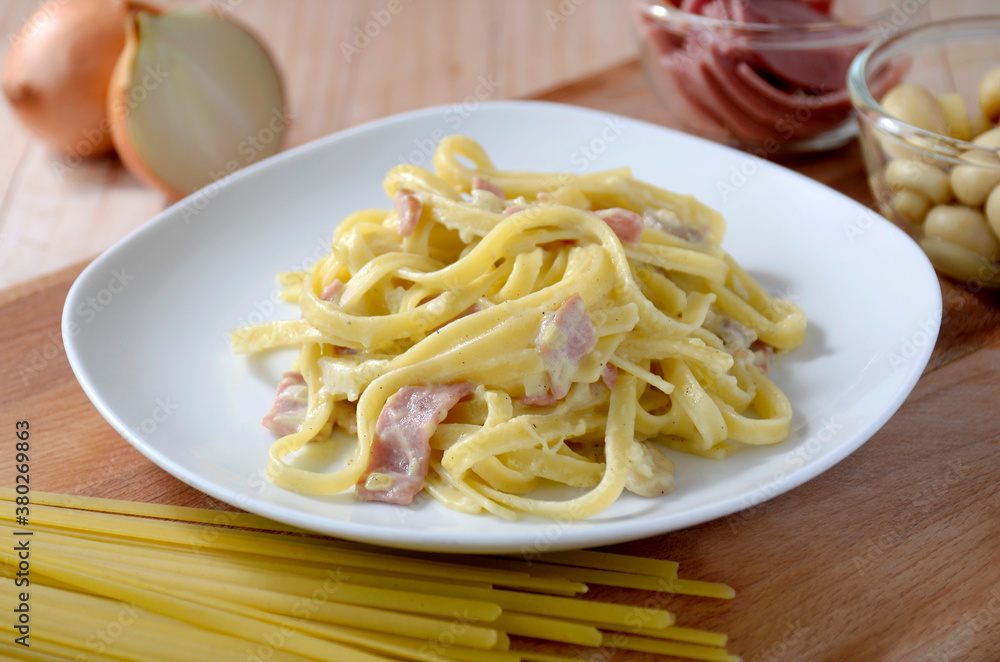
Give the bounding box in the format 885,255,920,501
1,60,999,662
0,0,635,290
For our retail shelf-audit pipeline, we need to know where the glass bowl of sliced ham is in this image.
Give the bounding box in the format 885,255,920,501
623,0,926,155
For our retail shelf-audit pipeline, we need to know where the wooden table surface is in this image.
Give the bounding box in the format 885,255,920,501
0,0,637,290
2,2,1000,662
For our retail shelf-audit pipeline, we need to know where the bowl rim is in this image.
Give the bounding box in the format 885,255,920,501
848,14,1000,161
632,0,926,35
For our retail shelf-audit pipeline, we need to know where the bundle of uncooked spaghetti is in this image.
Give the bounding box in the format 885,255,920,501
0,489,739,662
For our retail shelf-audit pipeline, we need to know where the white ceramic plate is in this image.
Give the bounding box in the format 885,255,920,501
63,101,941,553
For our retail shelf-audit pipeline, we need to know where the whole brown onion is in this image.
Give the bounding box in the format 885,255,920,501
2,0,126,157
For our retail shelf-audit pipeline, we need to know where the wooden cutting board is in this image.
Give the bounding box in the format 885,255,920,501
2,60,999,662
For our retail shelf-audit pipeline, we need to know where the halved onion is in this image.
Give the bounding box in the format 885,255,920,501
107,3,286,198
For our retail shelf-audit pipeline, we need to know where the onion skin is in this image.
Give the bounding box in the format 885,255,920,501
2,0,126,157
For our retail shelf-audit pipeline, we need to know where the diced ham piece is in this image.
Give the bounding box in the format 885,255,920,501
536,294,597,400
319,280,354,352
356,382,474,504
394,188,422,237
503,205,525,216
519,391,559,408
472,176,505,199
601,363,618,390
594,208,644,244
262,372,308,436
320,279,343,302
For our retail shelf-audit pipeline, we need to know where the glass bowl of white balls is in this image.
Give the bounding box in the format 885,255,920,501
849,15,1000,288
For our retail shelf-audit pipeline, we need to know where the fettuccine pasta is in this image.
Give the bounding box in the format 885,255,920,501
231,136,806,520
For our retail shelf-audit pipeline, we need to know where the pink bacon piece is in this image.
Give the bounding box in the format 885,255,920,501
594,208,644,244
394,188,422,237
318,280,358,354
601,363,618,390
356,382,474,505
472,175,505,198
319,278,343,302
519,391,559,408
535,294,597,401
262,372,308,436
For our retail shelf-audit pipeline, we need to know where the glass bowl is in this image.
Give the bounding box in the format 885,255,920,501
849,16,1000,288
623,0,929,156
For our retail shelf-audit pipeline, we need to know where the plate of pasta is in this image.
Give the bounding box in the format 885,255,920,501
63,101,940,552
